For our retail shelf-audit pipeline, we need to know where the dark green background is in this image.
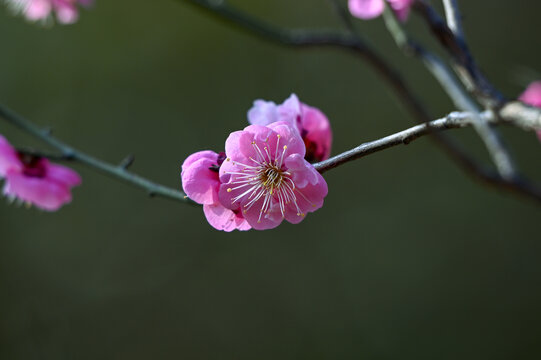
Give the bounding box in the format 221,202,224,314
1,0,541,359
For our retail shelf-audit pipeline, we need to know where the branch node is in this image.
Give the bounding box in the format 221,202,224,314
119,154,135,170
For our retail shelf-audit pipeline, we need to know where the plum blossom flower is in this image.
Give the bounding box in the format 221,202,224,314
181,150,251,232
348,0,413,22
219,121,328,230
5,0,93,24
248,94,332,162
518,81,541,141
0,135,81,211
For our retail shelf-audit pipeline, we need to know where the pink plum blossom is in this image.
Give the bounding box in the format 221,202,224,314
5,0,93,24
519,81,541,141
181,150,251,232
0,135,81,211
219,121,328,230
248,94,332,162
348,0,413,22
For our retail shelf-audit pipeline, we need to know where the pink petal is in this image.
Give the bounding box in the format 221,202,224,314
519,81,541,108
181,153,220,205
0,135,22,177
203,203,251,232
283,177,328,225
25,0,52,21
224,130,252,162
277,93,302,125
299,104,333,161
54,3,78,24
47,163,82,187
247,100,279,126
181,150,218,172
3,170,73,211
284,154,319,188
267,121,306,159
348,0,385,20
240,197,284,230
387,0,413,22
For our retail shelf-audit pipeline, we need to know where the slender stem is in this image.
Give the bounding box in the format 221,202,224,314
0,104,193,204
314,111,477,173
383,6,517,180
442,0,464,39
314,111,541,204
413,0,506,107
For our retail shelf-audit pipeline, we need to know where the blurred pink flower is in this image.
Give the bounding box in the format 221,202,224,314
248,94,332,162
519,81,541,141
219,121,328,230
181,150,251,232
348,0,413,22
0,135,81,211
6,0,93,24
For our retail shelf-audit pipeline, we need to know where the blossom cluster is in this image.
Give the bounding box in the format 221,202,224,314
0,135,81,211
348,0,413,22
5,0,93,24
181,94,332,231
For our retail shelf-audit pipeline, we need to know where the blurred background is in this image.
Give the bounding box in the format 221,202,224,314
1,0,541,359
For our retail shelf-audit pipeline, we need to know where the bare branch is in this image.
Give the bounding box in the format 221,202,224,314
382,7,517,180
314,111,476,173
0,104,193,204
442,0,464,39
414,0,506,107
313,111,541,204
499,102,541,131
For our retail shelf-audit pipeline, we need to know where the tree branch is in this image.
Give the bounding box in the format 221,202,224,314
314,111,477,173
382,6,517,180
313,111,541,204
442,0,464,39
413,0,506,107
0,104,193,204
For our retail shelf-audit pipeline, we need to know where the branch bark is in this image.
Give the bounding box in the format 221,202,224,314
0,104,193,204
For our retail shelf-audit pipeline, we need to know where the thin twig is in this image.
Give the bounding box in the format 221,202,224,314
314,111,541,204
0,104,192,204
314,111,477,173
383,6,517,180
413,0,506,107
442,0,464,39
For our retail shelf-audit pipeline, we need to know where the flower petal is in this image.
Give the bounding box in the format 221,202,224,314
247,99,279,126
348,0,385,20
181,153,220,205
3,170,73,211
0,135,22,177
47,163,82,187
203,203,251,232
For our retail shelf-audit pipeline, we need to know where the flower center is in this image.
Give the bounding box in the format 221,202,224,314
17,152,47,178
225,135,306,223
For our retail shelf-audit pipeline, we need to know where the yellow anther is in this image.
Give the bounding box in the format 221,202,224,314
277,134,281,138
227,188,232,193
226,158,231,161
283,145,287,150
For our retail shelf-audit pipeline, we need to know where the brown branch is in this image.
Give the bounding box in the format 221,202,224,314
414,0,506,108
